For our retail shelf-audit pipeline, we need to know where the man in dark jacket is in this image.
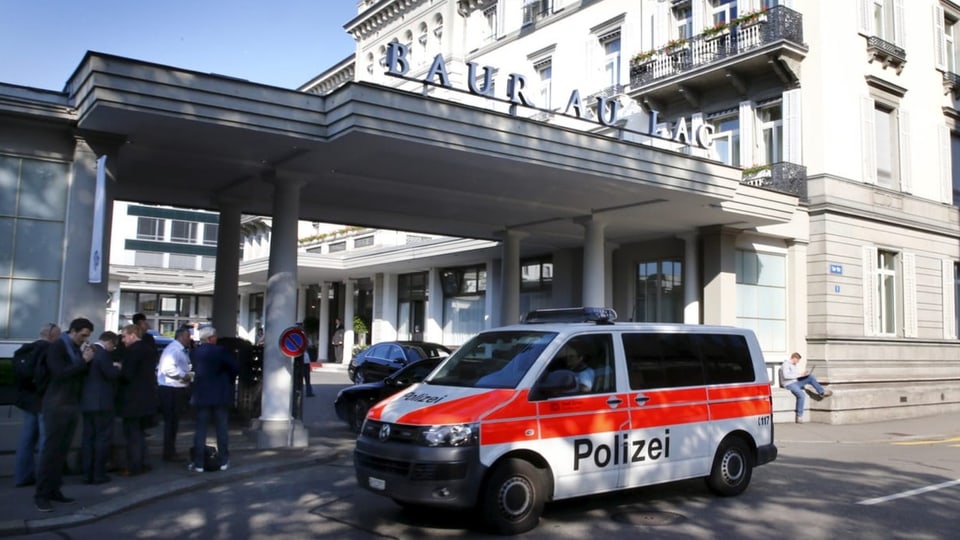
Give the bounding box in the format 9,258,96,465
190,326,239,472
34,317,94,512
117,325,159,477
80,331,120,484
13,323,60,488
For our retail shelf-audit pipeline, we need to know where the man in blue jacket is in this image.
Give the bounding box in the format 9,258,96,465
189,326,239,472
80,331,120,484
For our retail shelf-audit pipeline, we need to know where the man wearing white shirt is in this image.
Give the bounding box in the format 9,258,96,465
157,326,193,462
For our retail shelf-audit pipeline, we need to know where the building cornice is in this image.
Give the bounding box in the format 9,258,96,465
345,0,430,41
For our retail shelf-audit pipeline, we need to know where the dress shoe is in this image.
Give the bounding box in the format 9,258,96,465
49,491,76,504
35,498,53,512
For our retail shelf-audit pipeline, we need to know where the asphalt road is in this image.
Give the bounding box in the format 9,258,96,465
13,368,959,539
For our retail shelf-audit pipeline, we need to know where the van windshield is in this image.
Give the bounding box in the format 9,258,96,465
426,331,556,388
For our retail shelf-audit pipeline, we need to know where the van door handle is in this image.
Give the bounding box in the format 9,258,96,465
634,394,650,406
607,397,623,407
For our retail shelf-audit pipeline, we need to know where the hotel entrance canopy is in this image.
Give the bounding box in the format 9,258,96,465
62,52,798,249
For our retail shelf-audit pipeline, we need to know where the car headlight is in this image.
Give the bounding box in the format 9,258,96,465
421,423,478,447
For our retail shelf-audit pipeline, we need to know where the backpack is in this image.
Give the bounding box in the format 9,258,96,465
190,445,221,472
33,346,51,395
13,342,38,384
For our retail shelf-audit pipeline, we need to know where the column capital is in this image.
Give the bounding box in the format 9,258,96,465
493,228,530,241
574,215,607,228
260,168,305,189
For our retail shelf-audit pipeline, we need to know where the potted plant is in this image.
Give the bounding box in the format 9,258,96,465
741,164,772,185
702,21,729,39
630,50,656,68
353,315,368,346
735,7,769,28
664,38,688,54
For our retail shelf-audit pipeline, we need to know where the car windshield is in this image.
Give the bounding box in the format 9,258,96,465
425,331,556,388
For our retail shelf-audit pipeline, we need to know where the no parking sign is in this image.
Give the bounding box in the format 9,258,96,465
278,326,308,358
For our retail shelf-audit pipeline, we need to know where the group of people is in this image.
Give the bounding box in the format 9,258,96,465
12,315,239,513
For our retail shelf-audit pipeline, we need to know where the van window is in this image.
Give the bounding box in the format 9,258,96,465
623,333,705,389
700,333,755,384
429,331,556,388
535,333,615,396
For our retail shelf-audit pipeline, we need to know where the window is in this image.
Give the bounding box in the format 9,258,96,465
951,132,960,205
758,101,783,165
623,333,704,389
635,259,683,323
736,250,786,352
874,104,899,189
520,258,553,315
876,249,898,335
708,112,740,166
482,5,499,42
354,235,374,248
711,0,738,26
137,217,164,241
522,0,551,26
946,12,958,73
329,241,346,253
170,220,197,243
601,33,621,88
859,0,903,46
674,4,693,40
535,60,552,109
203,223,218,246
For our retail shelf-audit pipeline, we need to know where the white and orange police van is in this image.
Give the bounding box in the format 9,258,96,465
354,308,777,534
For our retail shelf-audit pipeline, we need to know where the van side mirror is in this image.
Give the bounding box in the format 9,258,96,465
530,370,579,400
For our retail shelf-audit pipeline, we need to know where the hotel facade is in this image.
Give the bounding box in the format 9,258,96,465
1,0,959,433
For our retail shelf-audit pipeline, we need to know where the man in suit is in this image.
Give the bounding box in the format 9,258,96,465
34,317,94,513
117,325,159,476
190,326,239,472
80,331,120,484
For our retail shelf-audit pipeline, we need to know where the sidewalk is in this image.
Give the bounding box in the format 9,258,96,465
0,419,337,537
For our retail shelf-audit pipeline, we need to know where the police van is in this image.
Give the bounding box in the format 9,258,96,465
354,308,777,534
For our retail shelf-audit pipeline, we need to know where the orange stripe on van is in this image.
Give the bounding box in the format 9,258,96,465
395,390,516,425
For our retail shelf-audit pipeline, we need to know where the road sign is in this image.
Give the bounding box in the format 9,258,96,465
278,326,308,357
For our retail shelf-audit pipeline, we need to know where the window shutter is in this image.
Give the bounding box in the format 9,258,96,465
902,252,917,338
861,97,877,185
691,0,705,36
943,259,957,339
783,89,802,164
857,0,873,35
863,246,878,336
893,0,906,47
653,1,668,47
739,100,754,168
939,125,953,203
934,5,947,71
898,109,911,193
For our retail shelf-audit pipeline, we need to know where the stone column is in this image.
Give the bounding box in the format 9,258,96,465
680,232,701,324
343,279,356,364
700,226,737,325
255,171,308,448
212,198,241,337
318,282,330,361
498,230,524,326
578,216,607,307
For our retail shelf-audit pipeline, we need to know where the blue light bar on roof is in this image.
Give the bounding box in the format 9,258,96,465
521,307,618,324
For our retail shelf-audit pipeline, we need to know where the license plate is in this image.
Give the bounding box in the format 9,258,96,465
368,477,386,490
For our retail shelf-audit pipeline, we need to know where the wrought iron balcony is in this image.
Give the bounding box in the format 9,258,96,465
629,6,804,88
741,162,807,201
943,71,960,98
865,35,906,74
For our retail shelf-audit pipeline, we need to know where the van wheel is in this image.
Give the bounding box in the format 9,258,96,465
481,458,545,535
349,399,371,433
706,436,753,496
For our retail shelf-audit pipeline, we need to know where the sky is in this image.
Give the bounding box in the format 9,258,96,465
0,0,359,91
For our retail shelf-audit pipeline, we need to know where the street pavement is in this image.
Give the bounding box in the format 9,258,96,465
2,362,958,537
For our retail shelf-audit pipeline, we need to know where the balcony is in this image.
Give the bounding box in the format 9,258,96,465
741,162,807,201
628,6,807,110
865,35,906,74
943,71,960,98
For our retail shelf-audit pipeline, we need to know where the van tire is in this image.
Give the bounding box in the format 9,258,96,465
706,436,753,496
481,458,545,535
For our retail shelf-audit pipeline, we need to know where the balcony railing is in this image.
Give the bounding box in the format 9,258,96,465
866,35,906,74
944,71,960,97
630,6,803,87
741,162,807,201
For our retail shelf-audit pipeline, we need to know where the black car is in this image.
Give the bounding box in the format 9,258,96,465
335,356,442,433
347,341,451,384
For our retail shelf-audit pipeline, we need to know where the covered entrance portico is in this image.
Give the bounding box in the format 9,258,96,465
29,52,800,446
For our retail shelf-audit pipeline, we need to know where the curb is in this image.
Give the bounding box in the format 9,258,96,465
0,446,338,537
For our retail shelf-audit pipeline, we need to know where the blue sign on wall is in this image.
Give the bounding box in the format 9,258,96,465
829,264,843,275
